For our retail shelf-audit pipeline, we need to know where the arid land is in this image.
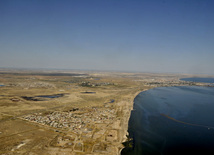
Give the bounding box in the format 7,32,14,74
0,69,211,155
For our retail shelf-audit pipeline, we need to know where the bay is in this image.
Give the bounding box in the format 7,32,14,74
123,86,214,155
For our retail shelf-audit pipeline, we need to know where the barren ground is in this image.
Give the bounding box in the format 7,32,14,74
0,70,203,155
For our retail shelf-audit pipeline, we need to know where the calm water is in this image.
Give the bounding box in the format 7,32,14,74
36,94,64,98
124,86,214,155
21,94,65,101
181,77,214,83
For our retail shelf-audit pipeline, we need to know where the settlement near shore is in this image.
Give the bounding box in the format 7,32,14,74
0,70,211,154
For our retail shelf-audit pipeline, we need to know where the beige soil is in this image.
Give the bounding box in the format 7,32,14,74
0,70,203,154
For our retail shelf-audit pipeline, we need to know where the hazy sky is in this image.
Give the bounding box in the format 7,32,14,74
1,0,214,74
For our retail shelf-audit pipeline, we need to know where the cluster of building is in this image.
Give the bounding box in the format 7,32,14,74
22,108,116,134
10,82,55,88
144,80,197,87
79,81,113,87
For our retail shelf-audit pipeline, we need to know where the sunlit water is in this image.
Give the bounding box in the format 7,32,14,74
125,86,214,155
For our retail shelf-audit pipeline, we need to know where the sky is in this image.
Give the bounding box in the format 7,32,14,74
0,0,214,74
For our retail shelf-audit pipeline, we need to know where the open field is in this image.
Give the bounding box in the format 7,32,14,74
0,69,209,155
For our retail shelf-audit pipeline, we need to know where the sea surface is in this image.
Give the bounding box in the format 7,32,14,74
123,86,214,155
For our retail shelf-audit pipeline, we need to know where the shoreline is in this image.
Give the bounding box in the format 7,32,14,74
119,89,149,154
120,86,214,154
1,70,204,154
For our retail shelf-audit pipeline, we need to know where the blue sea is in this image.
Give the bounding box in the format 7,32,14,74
122,81,214,154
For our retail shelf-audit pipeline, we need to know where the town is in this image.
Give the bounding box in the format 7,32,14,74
0,70,212,154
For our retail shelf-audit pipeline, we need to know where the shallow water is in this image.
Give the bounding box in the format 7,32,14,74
36,94,64,98
109,99,115,103
124,86,214,155
81,92,96,94
21,94,64,101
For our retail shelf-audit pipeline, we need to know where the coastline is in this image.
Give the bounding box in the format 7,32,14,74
1,70,205,154
120,85,214,154
119,89,149,154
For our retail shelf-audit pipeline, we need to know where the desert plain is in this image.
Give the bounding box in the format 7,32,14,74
0,69,208,155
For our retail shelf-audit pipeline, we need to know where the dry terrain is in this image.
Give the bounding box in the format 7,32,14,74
0,69,206,155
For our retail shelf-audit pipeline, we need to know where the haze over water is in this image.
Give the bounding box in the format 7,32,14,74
126,85,214,155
